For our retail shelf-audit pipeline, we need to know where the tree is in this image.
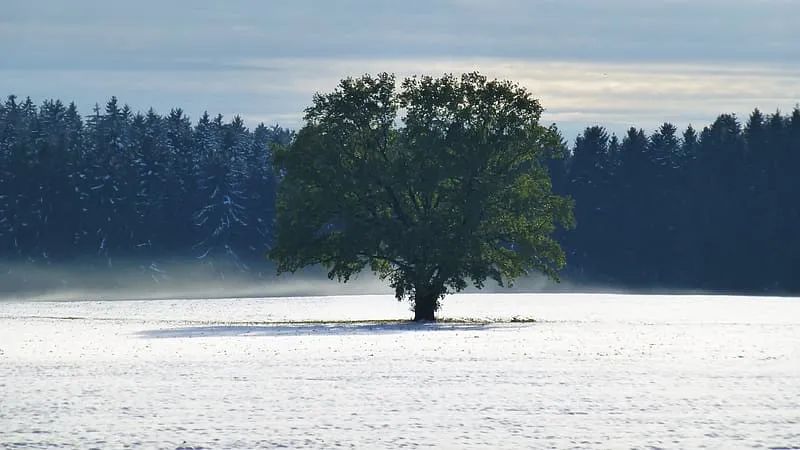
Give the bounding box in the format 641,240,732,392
269,73,574,321
647,123,681,283
193,114,251,268
696,114,747,288
566,126,612,279
615,127,651,282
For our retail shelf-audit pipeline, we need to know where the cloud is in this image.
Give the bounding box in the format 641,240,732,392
3,0,799,138
3,0,799,69
3,57,798,141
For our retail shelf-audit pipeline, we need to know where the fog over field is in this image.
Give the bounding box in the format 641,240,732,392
0,260,575,303
0,261,388,302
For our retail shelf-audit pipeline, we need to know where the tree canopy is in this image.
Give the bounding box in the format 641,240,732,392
269,73,574,320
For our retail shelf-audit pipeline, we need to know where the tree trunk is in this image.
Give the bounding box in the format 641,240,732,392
413,288,438,322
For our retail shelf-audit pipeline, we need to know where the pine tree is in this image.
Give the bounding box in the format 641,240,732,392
614,128,650,282
129,109,167,259
566,126,611,278
674,125,700,285
193,114,251,270
696,114,746,288
163,108,197,253
647,123,681,282
0,97,39,257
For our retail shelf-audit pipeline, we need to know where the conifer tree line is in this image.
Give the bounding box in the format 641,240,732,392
0,95,292,272
551,108,800,293
1,94,799,293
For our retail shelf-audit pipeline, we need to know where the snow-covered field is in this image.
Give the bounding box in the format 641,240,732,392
1,293,799,449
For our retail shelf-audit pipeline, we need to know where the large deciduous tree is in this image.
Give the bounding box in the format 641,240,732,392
269,73,574,321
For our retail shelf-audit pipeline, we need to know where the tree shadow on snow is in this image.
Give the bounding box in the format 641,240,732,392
137,322,508,339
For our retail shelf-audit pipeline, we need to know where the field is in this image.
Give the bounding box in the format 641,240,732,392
1,293,799,449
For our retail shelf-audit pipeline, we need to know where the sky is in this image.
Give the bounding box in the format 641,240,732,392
2,0,800,140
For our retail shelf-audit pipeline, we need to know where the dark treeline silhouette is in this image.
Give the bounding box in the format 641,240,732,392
550,107,800,293
1,95,799,293
0,95,291,276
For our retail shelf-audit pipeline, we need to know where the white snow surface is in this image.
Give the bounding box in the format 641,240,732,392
1,293,799,449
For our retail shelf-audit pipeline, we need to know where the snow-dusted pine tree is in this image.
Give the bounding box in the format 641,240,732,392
192,114,251,271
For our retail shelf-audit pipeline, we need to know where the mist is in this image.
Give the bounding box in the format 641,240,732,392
0,259,386,302
0,255,731,303
0,258,583,303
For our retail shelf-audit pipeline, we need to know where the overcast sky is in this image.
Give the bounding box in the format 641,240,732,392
3,0,799,139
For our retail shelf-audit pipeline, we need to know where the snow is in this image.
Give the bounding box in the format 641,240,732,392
1,293,799,448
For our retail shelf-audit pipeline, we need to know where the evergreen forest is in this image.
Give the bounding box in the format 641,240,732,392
1,95,799,294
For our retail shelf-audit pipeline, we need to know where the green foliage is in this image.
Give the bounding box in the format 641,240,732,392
270,73,574,314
